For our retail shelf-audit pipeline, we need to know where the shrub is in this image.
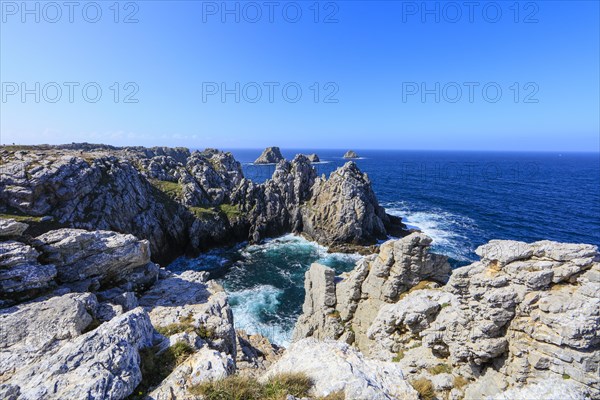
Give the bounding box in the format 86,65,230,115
156,313,215,340
392,350,405,362
563,373,571,380
130,341,195,398
410,378,435,400
428,363,452,375
189,373,314,400
453,375,469,389
319,391,345,400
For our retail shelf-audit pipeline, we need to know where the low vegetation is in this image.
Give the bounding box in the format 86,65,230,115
0,213,43,223
130,341,195,399
189,373,315,400
428,363,452,375
453,375,469,389
219,203,242,219
410,378,435,400
150,179,182,200
392,349,405,362
156,313,216,340
327,309,341,319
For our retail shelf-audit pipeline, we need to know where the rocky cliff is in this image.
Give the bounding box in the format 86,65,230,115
0,144,407,264
293,234,600,399
0,219,275,399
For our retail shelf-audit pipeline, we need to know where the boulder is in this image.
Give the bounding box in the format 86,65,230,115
0,219,28,238
254,147,284,164
262,338,418,400
34,229,156,286
0,307,154,400
0,241,57,301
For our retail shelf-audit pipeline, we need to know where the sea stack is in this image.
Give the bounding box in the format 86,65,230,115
306,153,320,163
255,147,284,164
343,150,358,159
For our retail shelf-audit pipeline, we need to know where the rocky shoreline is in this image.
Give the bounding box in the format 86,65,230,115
0,144,598,400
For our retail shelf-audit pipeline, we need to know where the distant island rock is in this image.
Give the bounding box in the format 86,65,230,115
306,153,320,163
343,150,358,159
255,147,284,164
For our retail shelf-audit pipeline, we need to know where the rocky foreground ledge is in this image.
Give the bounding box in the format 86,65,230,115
0,144,405,264
1,215,598,399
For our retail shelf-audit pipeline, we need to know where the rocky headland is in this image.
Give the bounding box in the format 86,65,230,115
0,144,598,400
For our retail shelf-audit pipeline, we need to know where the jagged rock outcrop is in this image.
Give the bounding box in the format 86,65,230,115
305,153,320,163
301,162,406,247
139,270,238,398
293,232,451,348
343,150,358,159
254,147,284,164
1,145,406,264
295,235,600,399
34,229,157,288
262,338,418,400
0,307,154,400
0,240,57,303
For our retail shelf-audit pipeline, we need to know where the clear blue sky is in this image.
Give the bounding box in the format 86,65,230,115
1,0,598,151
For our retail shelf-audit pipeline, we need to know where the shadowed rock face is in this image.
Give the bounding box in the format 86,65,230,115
0,145,407,263
301,162,406,246
254,146,284,164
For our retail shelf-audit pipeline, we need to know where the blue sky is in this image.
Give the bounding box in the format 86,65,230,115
1,0,598,151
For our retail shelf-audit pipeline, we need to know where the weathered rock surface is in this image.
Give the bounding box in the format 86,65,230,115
0,145,406,265
35,229,157,287
297,236,600,399
293,232,451,349
262,338,418,400
305,153,320,163
343,150,358,159
0,307,154,400
301,162,406,246
0,292,97,379
0,219,28,238
139,270,238,397
254,146,284,164
0,240,57,302
147,347,235,400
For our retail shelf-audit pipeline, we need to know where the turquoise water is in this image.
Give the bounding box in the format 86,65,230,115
171,149,600,345
168,235,360,345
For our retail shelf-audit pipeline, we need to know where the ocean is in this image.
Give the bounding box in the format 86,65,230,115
168,149,600,346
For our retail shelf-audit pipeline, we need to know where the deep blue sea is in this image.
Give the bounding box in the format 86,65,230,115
169,149,600,345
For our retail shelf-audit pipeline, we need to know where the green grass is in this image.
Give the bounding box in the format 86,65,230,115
392,349,405,362
562,373,571,380
189,206,218,219
130,341,195,399
440,302,450,309
149,179,182,200
156,313,216,340
219,203,242,219
0,213,43,223
428,363,452,375
189,373,317,400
